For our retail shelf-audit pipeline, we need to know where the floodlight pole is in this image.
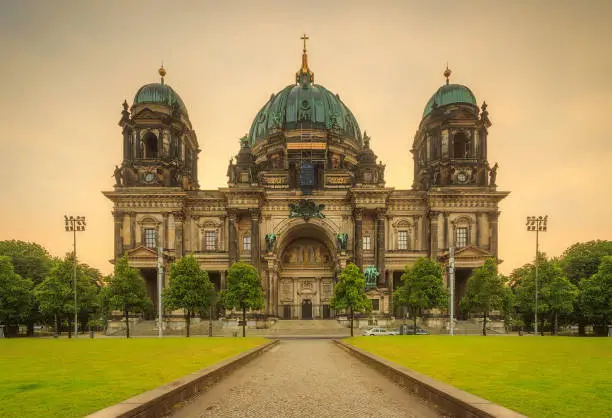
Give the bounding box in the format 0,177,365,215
526,215,548,335
157,246,163,338
449,246,455,336
65,215,86,338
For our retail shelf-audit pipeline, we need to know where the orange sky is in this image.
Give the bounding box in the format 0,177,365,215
1,0,610,276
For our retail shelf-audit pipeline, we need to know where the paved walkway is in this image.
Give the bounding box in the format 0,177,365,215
170,340,441,418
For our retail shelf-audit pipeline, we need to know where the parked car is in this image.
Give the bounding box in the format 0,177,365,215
361,327,399,336
401,325,430,335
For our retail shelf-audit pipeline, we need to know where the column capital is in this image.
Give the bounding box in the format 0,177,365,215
376,208,387,220
249,208,261,220
173,212,185,222
162,212,170,219
353,208,363,221
429,211,441,220
112,210,124,220
487,211,500,221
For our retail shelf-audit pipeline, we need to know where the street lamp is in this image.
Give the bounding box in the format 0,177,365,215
526,215,547,335
65,215,86,337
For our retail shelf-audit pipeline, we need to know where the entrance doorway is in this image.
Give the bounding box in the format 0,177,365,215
283,305,292,320
455,268,472,320
322,304,330,319
301,299,312,320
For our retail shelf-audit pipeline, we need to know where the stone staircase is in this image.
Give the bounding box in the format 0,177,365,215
258,319,349,336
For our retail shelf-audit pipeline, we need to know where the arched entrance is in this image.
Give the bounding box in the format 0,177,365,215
275,222,338,320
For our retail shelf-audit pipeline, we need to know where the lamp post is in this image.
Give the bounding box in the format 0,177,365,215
449,246,455,336
64,215,86,337
526,215,547,335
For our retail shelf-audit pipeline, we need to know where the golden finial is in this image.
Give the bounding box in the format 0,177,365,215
443,63,451,85
159,62,166,85
296,33,314,84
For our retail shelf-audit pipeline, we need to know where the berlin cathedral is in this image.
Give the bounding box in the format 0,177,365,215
103,37,509,321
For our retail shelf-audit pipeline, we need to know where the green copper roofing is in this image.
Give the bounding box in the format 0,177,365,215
249,83,362,145
133,82,189,118
423,83,477,117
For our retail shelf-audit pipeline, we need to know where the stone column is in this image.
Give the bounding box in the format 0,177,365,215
429,211,439,259
174,212,184,257
220,270,227,290
354,208,363,269
228,210,238,266
488,211,500,258
376,209,386,284
129,211,136,248
388,270,394,315
412,215,419,250
113,211,124,258
421,213,429,252
478,213,488,249
250,209,261,272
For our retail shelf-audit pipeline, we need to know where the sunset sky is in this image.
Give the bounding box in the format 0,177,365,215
0,0,610,276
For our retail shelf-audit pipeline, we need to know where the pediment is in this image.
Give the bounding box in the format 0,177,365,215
125,246,158,259
132,108,163,120
439,245,493,260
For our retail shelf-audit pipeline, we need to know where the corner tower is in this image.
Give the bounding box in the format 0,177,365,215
115,67,199,190
412,67,493,190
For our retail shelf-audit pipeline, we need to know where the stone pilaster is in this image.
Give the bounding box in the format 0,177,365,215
113,211,124,258
376,208,386,284
429,211,439,259
161,213,168,250
129,211,136,248
220,270,227,291
421,213,429,252
488,211,500,258
228,210,238,266
174,212,184,257
443,212,449,250
250,208,261,272
388,270,394,315
354,208,363,269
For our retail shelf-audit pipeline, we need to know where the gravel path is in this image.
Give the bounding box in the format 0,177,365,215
170,339,441,418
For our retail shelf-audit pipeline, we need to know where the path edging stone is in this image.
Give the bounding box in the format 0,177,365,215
87,339,279,418
334,339,526,418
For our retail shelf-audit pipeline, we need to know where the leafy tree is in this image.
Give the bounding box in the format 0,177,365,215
0,240,52,335
34,255,99,336
102,254,152,338
460,258,506,336
0,256,34,335
393,257,447,332
579,256,612,336
222,262,264,337
543,273,578,335
561,240,612,335
163,255,216,337
331,263,372,337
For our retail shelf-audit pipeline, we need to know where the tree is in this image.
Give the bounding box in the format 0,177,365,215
0,240,52,335
0,257,34,335
331,263,372,337
543,273,578,335
163,255,216,337
561,240,612,335
222,262,264,337
580,256,612,336
102,254,152,338
34,255,99,337
393,257,447,332
460,258,506,336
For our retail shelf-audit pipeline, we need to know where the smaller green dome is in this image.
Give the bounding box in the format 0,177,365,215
423,83,477,117
133,82,189,118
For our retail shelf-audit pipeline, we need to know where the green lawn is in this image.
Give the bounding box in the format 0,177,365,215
0,337,268,417
348,336,612,418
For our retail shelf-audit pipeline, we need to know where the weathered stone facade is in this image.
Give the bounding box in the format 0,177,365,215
103,50,508,320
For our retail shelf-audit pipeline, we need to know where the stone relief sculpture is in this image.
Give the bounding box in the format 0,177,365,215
282,240,330,265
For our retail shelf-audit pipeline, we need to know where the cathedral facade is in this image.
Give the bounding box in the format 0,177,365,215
103,41,509,320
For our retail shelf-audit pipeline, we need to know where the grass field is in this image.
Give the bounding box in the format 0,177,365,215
0,337,268,417
348,336,612,418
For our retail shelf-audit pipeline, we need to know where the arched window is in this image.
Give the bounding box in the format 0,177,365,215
453,132,470,159
143,132,158,158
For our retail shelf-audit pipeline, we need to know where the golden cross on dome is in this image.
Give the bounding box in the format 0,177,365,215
301,33,309,52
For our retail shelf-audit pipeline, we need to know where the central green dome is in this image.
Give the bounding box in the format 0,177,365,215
423,83,477,117
249,43,361,145
249,83,362,145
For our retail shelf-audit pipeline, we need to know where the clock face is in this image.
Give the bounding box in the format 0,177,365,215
457,172,468,183
144,172,156,183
